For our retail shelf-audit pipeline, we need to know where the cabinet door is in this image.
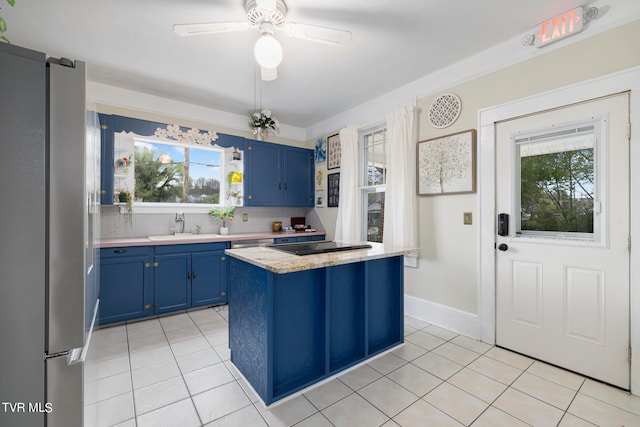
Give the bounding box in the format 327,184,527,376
245,142,282,206
154,253,191,314
191,251,228,307
99,255,152,324
283,148,314,207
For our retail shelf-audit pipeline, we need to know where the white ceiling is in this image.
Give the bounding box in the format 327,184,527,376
4,0,636,129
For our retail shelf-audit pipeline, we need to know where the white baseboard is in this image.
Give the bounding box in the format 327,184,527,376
404,294,483,341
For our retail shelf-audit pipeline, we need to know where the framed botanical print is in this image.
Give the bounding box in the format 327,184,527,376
328,172,340,207
417,129,476,195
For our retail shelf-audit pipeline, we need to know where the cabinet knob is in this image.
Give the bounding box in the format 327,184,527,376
221,292,226,296
248,195,252,200
153,262,159,267
145,262,151,268
144,304,151,309
221,256,226,261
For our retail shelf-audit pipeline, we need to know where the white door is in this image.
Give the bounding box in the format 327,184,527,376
495,93,630,389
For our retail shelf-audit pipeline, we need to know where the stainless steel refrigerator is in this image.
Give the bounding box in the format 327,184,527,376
0,43,100,427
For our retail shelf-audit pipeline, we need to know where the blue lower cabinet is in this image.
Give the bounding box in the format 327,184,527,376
229,255,404,405
99,242,229,324
98,247,153,325
191,251,228,308
154,253,191,314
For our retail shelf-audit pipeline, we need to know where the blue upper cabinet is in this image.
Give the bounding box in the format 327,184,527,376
245,139,314,207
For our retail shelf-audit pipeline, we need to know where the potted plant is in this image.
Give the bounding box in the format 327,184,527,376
117,190,133,215
209,205,235,235
249,109,279,140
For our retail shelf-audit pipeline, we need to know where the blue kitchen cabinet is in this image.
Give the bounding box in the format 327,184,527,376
273,234,326,244
245,140,314,207
98,246,153,325
154,242,230,313
153,253,191,314
191,251,228,308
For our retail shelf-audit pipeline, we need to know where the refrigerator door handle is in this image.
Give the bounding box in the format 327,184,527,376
68,299,99,365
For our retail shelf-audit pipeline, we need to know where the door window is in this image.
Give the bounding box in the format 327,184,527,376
515,122,600,242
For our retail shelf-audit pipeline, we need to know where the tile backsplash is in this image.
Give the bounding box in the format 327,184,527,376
100,206,322,239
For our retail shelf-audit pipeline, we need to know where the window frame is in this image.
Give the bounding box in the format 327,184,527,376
359,124,387,242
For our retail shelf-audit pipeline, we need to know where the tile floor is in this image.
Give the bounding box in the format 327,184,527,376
84,306,640,426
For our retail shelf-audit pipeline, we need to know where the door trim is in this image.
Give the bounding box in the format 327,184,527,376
478,66,640,394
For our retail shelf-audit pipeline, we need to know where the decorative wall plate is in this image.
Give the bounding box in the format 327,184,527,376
428,93,462,129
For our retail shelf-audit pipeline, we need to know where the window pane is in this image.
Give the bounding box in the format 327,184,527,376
367,191,385,243
133,140,221,204
518,131,594,235
364,129,386,186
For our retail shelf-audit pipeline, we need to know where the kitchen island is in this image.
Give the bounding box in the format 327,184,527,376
225,242,411,405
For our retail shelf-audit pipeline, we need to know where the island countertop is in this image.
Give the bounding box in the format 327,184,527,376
225,241,414,274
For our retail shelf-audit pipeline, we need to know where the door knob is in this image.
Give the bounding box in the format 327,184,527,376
498,243,509,251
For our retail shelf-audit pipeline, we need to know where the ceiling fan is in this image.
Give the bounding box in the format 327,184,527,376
173,0,352,81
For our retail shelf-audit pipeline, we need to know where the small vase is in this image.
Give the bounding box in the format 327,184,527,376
253,127,265,141
219,226,229,235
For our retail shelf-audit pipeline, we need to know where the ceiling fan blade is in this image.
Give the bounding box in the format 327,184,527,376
261,66,278,81
283,22,352,45
173,21,251,36
256,0,277,11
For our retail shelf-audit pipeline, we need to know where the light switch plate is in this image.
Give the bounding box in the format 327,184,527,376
242,213,249,222
463,212,472,225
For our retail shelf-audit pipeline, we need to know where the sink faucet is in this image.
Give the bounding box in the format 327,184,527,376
175,212,185,234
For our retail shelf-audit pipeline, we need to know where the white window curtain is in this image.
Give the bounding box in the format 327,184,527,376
383,105,418,261
335,125,362,242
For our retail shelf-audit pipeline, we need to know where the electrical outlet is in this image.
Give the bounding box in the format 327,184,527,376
463,212,472,225
242,213,248,222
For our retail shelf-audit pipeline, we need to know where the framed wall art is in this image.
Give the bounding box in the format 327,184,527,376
328,172,340,207
417,129,476,196
327,133,341,169
315,137,327,163
315,163,326,191
315,191,325,208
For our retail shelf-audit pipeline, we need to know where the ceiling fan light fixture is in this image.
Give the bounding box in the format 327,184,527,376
254,34,283,69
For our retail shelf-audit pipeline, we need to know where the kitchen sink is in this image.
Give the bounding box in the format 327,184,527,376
147,233,222,241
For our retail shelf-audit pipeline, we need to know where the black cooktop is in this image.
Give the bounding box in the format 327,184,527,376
270,241,372,256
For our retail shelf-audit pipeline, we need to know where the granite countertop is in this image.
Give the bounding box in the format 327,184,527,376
97,230,327,248
225,241,415,274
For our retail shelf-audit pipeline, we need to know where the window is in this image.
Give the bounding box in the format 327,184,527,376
114,133,227,208
516,123,598,241
360,126,387,243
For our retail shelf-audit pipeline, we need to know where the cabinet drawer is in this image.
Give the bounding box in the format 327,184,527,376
100,246,153,259
154,242,230,254
297,235,326,242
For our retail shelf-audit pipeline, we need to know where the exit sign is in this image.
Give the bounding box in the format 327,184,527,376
533,6,584,47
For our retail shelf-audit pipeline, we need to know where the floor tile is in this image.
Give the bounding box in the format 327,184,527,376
386,363,442,397
84,392,135,427
411,352,464,380
189,308,225,326
128,332,170,353
213,343,231,361
511,372,577,410
294,412,334,427
129,344,174,370
493,387,564,426
170,335,211,357
86,341,130,363
485,347,534,370
192,381,252,424
322,393,389,427
467,355,523,385
183,363,235,396
339,364,382,391
433,342,482,366
85,355,130,383
447,368,507,403
557,413,598,426
303,379,352,410
579,379,640,415
257,394,318,427
391,342,428,362
131,358,181,390
85,371,132,405
358,376,418,417
165,325,203,343
470,406,529,427
404,330,446,350
525,361,585,391
393,399,463,427
567,393,640,426
424,382,488,425
366,352,407,375
422,325,459,341
404,316,430,330
449,335,493,354
159,312,196,332
136,397,201,427
197,319,229,335
206,405,268,426
176,348,223,374
205,329,229,347
134,376,190,415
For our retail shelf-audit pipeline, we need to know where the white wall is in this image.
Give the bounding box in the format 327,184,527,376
309,18,640,334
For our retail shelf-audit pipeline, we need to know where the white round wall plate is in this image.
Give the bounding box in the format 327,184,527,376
428,93,462,128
